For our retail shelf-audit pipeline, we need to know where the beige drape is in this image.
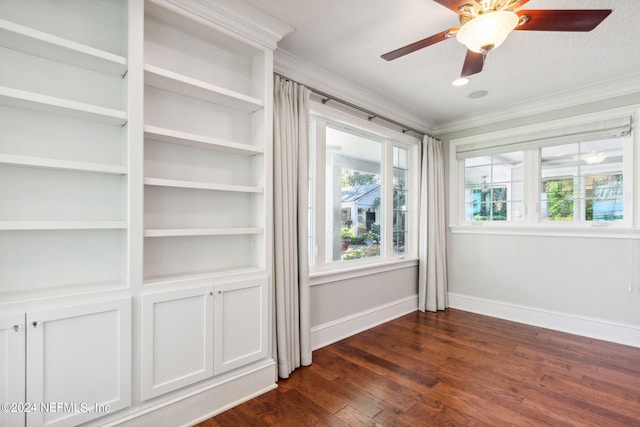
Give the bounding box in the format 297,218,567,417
418,136,448,312
273,75,312,378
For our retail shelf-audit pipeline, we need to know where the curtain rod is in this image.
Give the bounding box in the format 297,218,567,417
275,72,426,137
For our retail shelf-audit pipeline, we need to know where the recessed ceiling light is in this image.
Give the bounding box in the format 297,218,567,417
452,78,469,87
467,90,489,99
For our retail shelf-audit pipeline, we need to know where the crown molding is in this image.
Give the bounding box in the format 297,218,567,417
274,49,434,135
433,73,640,135
158,0,294,49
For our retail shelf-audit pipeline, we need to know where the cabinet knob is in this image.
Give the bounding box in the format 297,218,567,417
209,291,213,296
217,290,223,295
32,321,39,328
12,324,21,332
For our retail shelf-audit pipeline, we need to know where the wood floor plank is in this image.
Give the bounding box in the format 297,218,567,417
312,349,422,417
334,405,379,427
195,309,640,426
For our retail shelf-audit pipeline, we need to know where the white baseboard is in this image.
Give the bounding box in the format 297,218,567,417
106,361,277,427
449,293,640,349
311,295,418,350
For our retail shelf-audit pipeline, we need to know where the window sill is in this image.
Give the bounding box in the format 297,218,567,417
449,224,640,239
309,257,419,286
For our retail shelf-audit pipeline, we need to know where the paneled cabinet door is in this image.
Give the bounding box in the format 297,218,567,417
26,297,132,427
0,313,26,427
140,286,214,401
213,277,268,375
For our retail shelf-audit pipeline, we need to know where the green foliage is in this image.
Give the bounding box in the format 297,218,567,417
340,243,380,261
545,179,574,220
364,223,380,244
341,251,363,260
340,227,354,239
350,236,366,245
342,169,379,187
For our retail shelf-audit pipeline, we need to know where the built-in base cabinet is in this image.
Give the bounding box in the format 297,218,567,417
141,277,268,401
0,313,25,427
213,277,269,374
141,286,214,401
0,298,131,427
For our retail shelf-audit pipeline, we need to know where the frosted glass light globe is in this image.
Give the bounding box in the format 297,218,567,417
456,11,519,53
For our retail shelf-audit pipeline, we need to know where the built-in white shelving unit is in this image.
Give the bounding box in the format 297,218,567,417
0,0,129,299
1,0,288,424
0,1,132,425
143,0,270,283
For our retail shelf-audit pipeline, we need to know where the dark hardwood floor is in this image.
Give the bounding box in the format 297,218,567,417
196,309,640,426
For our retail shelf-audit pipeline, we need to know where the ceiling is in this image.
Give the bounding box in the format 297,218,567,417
243,0,640,132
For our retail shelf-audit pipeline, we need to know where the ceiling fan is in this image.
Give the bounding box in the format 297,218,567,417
381,0,612,81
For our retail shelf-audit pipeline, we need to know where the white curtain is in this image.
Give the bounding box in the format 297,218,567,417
273,75,312,378
418,135,448,312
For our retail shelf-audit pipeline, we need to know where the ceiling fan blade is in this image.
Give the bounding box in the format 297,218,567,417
461,50,484,78
516,9,612,32
381,27,458,61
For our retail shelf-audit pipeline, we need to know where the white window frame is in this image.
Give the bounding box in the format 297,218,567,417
449,106,639,238
309,101,420,279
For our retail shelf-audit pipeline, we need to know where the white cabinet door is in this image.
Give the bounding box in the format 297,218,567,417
0,313,26,427
213,277,268,375
26,297,131,427
140,286,214,400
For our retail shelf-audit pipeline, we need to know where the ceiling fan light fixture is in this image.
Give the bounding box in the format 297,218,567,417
584,151,606,165
456,11,519,53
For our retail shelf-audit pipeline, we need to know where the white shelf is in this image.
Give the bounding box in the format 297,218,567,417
144,267,265,286
144,125,263,156
0,221,127,231
144,177,263,193
144,227,263,237
0,86,127,125
144,64,264,112
0,18,127,76
0,279,127,303
0,153,126,175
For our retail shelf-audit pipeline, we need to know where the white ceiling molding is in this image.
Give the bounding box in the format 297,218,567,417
158,0,294,49
433,73,640,135
274,49,434,135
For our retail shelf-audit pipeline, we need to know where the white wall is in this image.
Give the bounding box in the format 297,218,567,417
449,232,640,323
438,94,640,348
310,265,418,349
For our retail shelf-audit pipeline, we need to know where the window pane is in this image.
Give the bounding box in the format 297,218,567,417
541,178,574,220
394,232,406,254
464,151,523,221
393,147,409,255
540,138,624,222
326,127,381,262
585,175,623,221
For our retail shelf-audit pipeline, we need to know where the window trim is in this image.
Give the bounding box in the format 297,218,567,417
449,106,640,238
309,101,420,274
